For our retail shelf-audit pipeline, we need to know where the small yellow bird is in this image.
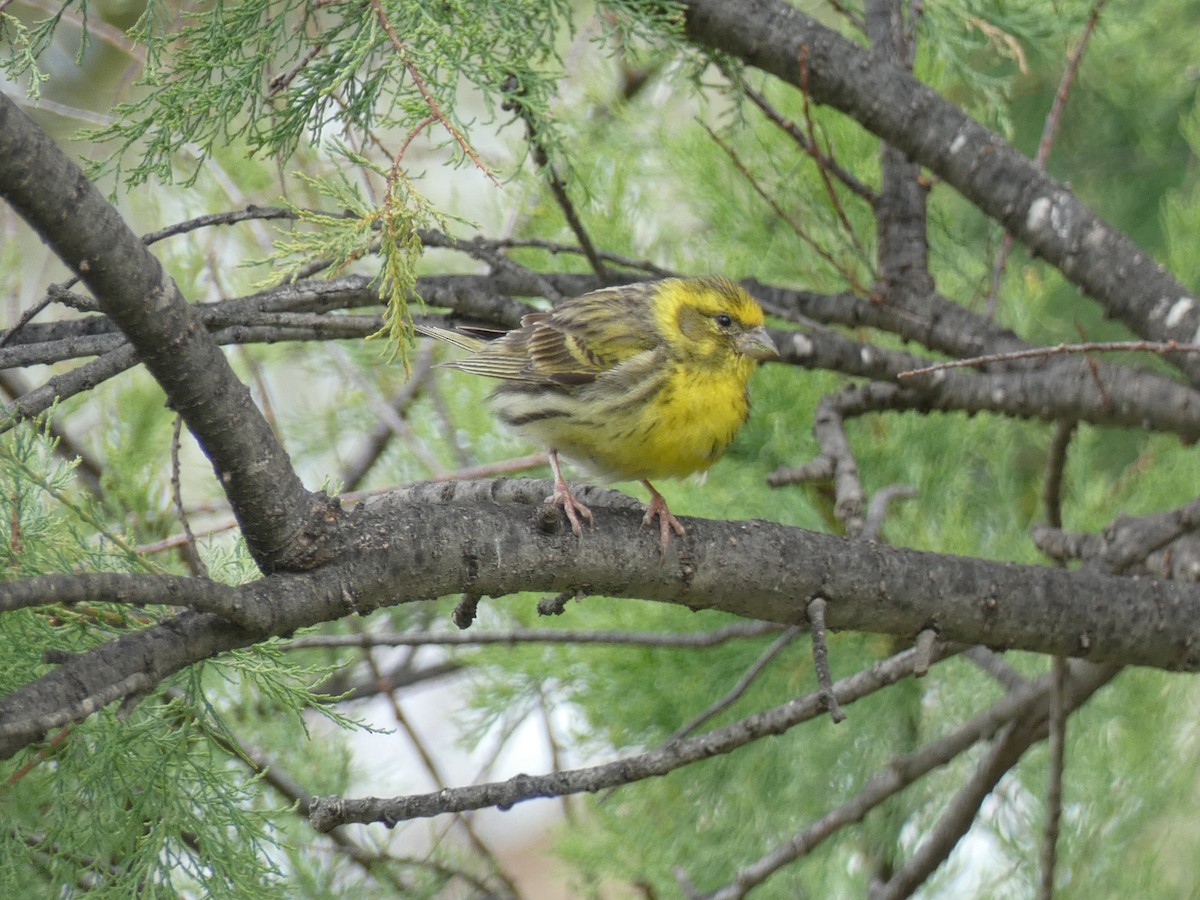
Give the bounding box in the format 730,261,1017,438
416,276,778,548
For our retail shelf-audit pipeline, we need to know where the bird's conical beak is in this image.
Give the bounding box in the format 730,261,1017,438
736,326,779,361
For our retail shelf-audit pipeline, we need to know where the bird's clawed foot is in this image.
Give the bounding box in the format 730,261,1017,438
642,480,685,553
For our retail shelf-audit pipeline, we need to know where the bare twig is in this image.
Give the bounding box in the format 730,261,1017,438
794,49,872,261
368,0,497,182
699,660,1050,899
912,628,938,677
898,339,1200,378
170,416,208,578
964,646,1028,693
281,621,782,651
1037,2,1108,168
871,662,1117,900
357,638,519,895
534,683,575,823
1042,420,1076,530
823,0,867,31
702,123,870,293
862,484,917,541
807,597,845,722
739,79,878,204
451,594,481,629
1039,657,1069,900
327,343,447,477
0,289,57,348
503,77,609,281
141,206,299,245
340,340,436,491
308,642,962,831
268,43,325,97
771,390,866,534
766,456,833,486
703,661,1114,900
667,625,803,742
487,237,671,276
134,452,551,558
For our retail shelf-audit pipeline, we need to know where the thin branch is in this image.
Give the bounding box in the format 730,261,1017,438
170,416,208,578
794,48,872,261
0,288,57,349
268,43,326,97
964,646,1028,693
327,343,447,478
823,0,867,31
0,318,384,425
421,452,548,484
701,661,1114,900
898,339,1200,378
308,642,962,830
807,598,844,721
4,726,72,787
141,205,299,245
861,484,917,541
702,123,869,293
421,231,569,303
912,627,938,678
871,662,1117,900
340,339,436,490
770,388,866,534
667,625,803,741
694,654,1051,899
357,638,520,896
134,452,551,559
1038,656,1069,900
739,78,878,204
135,517,241,557
985,3,1105,316
367,0,497,183
1042,420,1076,530
1036,2,1108,169
282,621,782,651
486,237,671,276
316,661,462,704
503,77,609,281
534,683,575,823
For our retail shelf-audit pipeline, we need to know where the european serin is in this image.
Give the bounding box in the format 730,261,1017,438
417,276,777,548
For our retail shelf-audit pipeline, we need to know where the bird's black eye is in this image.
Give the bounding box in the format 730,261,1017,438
715,313,734,328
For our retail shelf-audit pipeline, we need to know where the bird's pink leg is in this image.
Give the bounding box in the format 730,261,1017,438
547,450,592,537
641,480,685,551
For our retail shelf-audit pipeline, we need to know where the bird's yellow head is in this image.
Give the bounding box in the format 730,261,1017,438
652,276,778,369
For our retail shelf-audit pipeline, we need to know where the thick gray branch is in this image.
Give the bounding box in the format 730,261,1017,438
0,92,326,571
0,481,1197,758
683,0,1200,385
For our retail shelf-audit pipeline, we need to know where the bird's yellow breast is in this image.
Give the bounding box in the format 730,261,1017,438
545,356,754,483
